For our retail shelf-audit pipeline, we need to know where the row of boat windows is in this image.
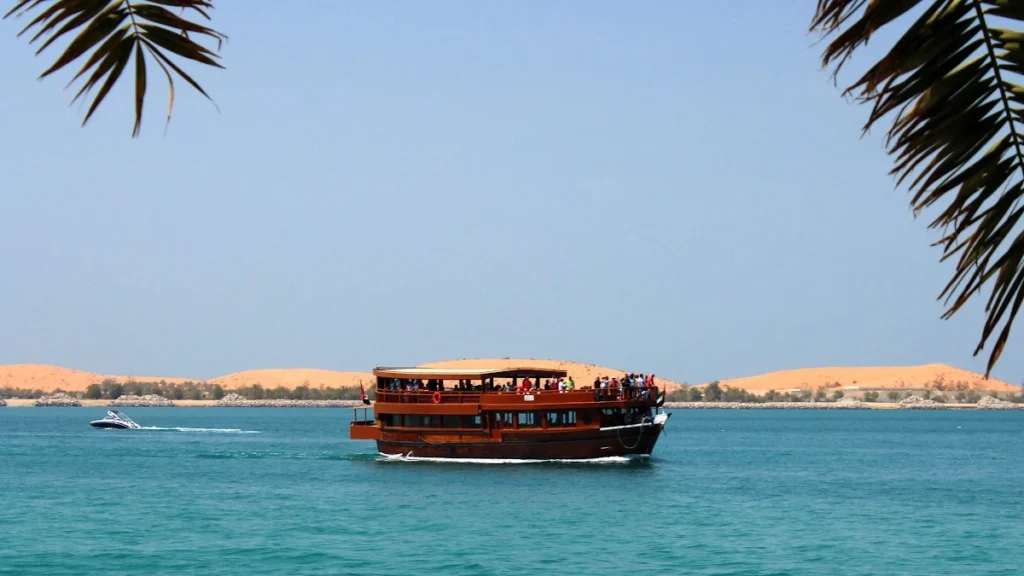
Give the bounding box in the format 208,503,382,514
381,410,582,429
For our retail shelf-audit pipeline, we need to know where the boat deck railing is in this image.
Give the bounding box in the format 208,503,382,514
374,387,658,404
351,406,374,426
374,390,483,404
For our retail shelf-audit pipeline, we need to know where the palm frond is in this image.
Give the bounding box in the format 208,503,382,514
4,0,226,136
811,0,1024,377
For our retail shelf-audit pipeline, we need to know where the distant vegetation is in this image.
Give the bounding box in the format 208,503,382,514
0,379,374,401
0,387,47,399
663,383,1024,404
665,382,820,404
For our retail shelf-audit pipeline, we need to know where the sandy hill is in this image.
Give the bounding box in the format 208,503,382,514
2,361,1016,395
0,364,194,393
209,369,375,390
416,358,687,391
713,363,1020,392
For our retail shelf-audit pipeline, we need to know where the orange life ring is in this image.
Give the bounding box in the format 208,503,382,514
432,391,442,404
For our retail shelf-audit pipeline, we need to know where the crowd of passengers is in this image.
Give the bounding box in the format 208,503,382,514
380,372,656,397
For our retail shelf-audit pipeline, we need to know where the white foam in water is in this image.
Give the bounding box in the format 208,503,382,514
141,426,260,434
378,452,646,464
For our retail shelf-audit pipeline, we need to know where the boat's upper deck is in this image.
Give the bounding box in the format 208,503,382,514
371,366,660,408
374,387,658,405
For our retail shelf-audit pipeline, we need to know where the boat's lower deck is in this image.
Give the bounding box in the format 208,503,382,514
375,420,667,460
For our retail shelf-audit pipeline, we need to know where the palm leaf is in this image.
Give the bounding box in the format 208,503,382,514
3,0,226,136
811,0,1024,377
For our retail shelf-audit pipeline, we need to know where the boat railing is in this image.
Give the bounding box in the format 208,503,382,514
374,390,483,404
593,387,658,402
351,406,374,426
372,387,659,404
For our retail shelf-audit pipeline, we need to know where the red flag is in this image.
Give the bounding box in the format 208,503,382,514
360,383,370,405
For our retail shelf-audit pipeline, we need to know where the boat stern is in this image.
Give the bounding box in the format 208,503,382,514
350,406,381,441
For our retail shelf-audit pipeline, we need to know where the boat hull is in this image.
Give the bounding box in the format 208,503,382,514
376,422,666,460
89,421,135,429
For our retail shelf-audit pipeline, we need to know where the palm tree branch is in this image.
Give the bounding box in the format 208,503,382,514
811,0,1024,376
3,0,226,136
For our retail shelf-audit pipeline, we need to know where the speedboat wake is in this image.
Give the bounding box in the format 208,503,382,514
140,426,260,434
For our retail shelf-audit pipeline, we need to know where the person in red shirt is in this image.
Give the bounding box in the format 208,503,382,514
520,378,532,392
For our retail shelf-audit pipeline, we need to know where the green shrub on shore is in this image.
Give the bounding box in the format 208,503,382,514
955,391,983,404
0,387,47,399
6,379,375,402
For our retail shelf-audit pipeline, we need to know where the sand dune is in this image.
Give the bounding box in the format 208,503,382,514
209,369,375,390
0,364,194,393
0,361,1016,394
713,363,1020,392
416,358,687,391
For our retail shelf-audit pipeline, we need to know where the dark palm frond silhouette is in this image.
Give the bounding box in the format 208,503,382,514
3,0,227,136
811,0,1024,376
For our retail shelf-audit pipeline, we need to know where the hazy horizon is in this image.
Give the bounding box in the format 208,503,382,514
1,2,1020,386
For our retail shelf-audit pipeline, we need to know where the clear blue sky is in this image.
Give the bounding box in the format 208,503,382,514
1,1,1020,385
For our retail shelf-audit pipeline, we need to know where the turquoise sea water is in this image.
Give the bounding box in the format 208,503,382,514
1,408,1022,575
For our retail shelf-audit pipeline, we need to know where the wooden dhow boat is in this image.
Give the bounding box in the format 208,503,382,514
350,366,670,461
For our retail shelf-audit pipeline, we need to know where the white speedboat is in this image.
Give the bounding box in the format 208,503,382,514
89,410,141,429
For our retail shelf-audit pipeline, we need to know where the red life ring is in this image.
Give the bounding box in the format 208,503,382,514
432,391,442,404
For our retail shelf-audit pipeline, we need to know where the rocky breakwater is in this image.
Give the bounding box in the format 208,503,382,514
34,392,82,407
110,394,175,407
663,398,869,410
216,393,364,408
976,395,1023,410
898,395,947,410
0,398,7,407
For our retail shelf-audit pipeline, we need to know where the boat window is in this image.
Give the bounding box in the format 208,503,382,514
546,411,577,428
580,411,592,425
442,415,460,428
498,412,514,428
402,415,421,427
458,415,481,428
517,412,540,428
423,415,441,428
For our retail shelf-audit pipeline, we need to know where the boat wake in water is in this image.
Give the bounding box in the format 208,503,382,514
377,452,649,465
139,426,260,434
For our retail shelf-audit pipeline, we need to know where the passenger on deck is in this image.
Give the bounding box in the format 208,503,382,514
566,376,575,391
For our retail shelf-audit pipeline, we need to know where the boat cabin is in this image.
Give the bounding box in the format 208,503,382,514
351,366,661,442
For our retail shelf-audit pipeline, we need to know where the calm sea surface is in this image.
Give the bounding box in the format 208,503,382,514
1,408,1022,575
